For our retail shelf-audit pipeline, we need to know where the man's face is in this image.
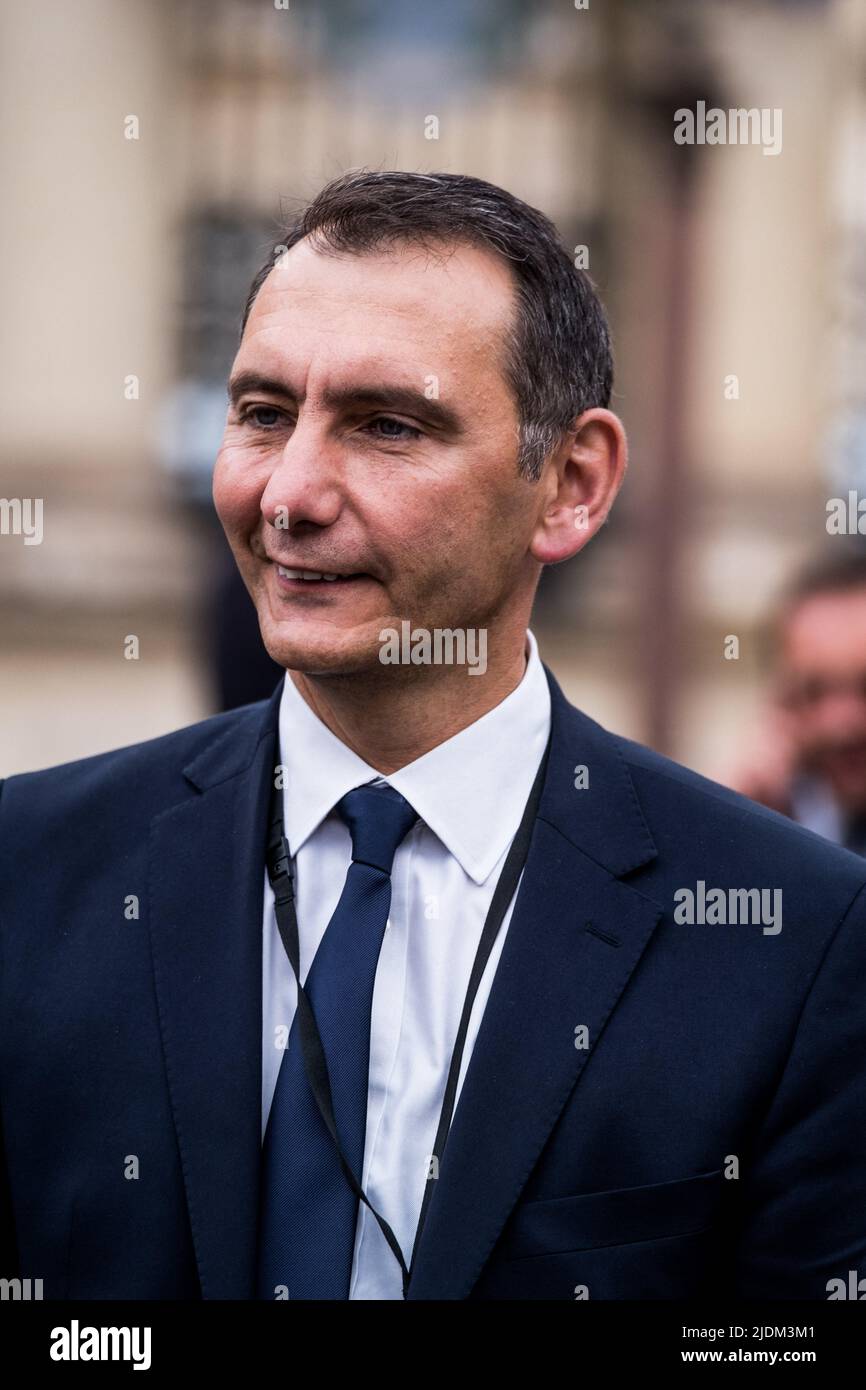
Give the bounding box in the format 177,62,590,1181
213,237,544,676
779,588,866,812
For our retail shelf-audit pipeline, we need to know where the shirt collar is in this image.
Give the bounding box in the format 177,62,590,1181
277,628,551,886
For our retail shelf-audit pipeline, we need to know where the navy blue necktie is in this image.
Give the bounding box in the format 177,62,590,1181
257,782,418,1300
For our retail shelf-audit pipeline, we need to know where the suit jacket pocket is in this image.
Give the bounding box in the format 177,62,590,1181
495,1169,726,1261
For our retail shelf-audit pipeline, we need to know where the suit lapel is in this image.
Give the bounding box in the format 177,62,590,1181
147,682,282,1298
406,667,662,1299
146,666,661,1301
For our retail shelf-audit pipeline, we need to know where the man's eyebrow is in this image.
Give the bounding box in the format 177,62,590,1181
321,384,462,434
227,371,294,407
227,371,463,434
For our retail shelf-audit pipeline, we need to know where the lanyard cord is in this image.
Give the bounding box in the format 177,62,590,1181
265,734,551,1299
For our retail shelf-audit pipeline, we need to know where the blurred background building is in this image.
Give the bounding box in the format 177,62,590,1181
2,0,866,776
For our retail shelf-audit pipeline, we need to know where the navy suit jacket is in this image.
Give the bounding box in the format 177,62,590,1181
2,665,866,1300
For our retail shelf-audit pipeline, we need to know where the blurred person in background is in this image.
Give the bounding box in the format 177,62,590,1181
727,548,866,855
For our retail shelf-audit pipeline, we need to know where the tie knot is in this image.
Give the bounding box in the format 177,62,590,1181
336,783,418,875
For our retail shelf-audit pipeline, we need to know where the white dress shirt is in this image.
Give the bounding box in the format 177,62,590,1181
261,627,551,1299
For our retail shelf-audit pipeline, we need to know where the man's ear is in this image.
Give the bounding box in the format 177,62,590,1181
530,408,628,566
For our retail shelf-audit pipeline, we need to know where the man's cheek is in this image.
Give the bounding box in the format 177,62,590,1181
214,457,259,529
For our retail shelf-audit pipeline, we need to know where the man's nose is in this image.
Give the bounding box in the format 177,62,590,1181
260,417,343,531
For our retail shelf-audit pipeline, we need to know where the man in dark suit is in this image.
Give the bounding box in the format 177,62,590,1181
2,170,865,1301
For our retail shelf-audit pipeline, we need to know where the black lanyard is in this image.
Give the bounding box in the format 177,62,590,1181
264,732,551,1298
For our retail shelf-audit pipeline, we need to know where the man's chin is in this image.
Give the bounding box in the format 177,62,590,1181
258,619,387,678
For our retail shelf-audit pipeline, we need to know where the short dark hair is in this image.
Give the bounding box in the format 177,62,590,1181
241,168,614,481
781,545,866,616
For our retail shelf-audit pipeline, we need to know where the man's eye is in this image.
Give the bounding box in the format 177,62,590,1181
240,405,285,429
364,417,422,442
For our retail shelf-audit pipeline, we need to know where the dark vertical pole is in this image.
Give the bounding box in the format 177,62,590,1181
643,149,695,755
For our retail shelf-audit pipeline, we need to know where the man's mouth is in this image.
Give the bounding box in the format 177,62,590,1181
272,563,372,589
278,566,348,582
